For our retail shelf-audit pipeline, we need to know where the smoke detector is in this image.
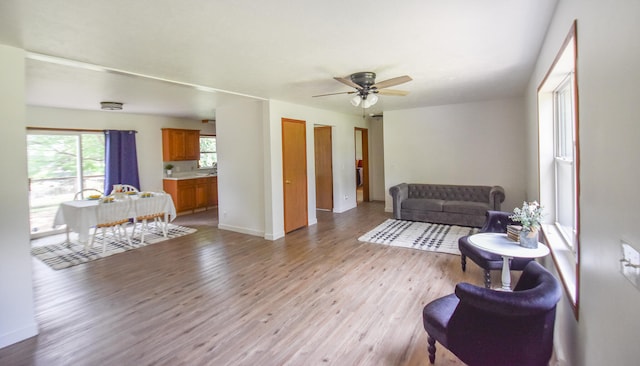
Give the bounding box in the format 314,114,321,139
100,101,123,110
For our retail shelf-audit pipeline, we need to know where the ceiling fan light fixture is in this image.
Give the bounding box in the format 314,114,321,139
350,94,362,107
362,94,378,109
368,93,379,106
100,101,123,111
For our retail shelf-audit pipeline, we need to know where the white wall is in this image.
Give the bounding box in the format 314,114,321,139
216,100,266,237
383,98,527,213
354,129,363,160
26,106,213,191
0,45,38,349
525,1,640,365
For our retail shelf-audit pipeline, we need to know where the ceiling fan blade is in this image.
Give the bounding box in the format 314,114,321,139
334,76,362,90
312,91,356,97
372,75,412,89
377,89,409,96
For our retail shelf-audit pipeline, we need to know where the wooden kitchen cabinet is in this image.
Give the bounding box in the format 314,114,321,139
208,177,218,206
164,179,196,213
163,177,218,214
195,178,209,208
162,128,200,161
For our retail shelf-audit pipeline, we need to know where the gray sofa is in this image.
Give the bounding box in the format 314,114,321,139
389,183,505,227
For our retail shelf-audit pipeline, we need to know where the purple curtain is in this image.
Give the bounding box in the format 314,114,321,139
104,130,140,193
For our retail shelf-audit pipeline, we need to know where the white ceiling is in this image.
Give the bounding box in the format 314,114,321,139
0,0,557,119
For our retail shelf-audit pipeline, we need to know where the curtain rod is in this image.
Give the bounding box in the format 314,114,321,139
27,127,103,133
27,127,138,133
104,130,138,134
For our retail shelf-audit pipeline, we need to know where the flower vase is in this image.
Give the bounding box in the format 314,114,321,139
519,228,539,249
166,169,173,177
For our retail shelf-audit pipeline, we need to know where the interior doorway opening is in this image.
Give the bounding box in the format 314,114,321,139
354,127,369,204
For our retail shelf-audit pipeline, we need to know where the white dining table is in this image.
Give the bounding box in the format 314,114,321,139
53,193,177,244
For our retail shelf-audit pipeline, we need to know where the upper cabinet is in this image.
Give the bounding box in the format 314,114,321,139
162,128,200,161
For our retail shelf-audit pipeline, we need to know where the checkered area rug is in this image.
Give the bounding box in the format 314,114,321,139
31,224,197,270
358,219,479,255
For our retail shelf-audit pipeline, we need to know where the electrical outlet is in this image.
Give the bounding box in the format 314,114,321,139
344,194,349,200
620,241,640,290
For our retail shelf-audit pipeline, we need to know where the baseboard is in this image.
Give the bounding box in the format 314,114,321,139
0,322,39,349
217,224,264,238
264,231,284,241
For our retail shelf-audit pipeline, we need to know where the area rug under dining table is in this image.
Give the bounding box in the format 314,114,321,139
358,219,479,255
31,223,197,270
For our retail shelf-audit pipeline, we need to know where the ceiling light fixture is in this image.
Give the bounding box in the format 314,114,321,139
351,92,378,109
350,94,362,107
100,101,123,111
362,93,378,108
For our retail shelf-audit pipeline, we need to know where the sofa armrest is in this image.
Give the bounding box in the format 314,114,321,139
488,186,505,210
389,183,408,219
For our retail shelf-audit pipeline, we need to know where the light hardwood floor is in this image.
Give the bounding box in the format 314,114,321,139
2,202,501,366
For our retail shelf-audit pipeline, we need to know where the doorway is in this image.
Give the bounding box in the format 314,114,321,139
314,126,333,211
354,127,369,204
282,118,308,233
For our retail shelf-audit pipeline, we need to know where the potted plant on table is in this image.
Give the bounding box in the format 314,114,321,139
510,201,544,249
164,163,174,177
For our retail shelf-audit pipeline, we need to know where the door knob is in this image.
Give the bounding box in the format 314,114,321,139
285,180,292,184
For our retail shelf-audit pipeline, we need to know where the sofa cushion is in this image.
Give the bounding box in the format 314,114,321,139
402,198,445,212
443,201,490,216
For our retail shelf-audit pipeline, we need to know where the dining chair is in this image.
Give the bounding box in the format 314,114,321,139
88,197,133,252
131,193,168,245
111,184,140,194
73,188,103,200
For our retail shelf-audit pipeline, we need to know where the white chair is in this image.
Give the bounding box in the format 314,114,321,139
88,197,133,252
111,184,139,194
131,193,168,245
74,188,103,200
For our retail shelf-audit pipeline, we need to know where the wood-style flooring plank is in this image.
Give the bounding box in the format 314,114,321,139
0,203,504,366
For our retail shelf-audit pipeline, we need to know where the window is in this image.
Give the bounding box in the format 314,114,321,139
199,135,217,168
553,76,576,247
27,130,105,237
537,21,580,318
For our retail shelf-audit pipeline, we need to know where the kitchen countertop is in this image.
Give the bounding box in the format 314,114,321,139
163,173,217,181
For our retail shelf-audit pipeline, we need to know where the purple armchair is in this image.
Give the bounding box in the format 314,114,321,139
458,210,534,288
422,261,562,366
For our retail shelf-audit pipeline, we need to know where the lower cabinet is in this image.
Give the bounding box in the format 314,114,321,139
208,177,218,206
195,178,209,208
164,177,218,214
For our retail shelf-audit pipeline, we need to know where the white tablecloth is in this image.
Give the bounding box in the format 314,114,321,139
53,194,177,243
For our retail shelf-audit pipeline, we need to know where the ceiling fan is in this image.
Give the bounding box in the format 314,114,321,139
313,71,412,108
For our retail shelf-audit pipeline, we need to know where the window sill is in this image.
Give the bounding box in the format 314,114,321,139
541,223,579,318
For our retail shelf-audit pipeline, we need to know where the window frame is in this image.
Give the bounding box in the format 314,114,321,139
537,20,580,320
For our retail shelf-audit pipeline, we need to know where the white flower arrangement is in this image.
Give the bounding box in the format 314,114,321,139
510,201,543,231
